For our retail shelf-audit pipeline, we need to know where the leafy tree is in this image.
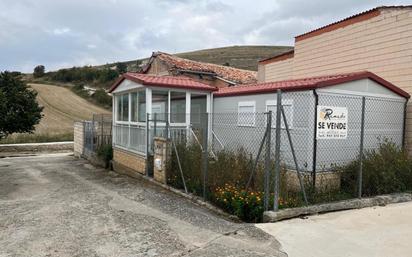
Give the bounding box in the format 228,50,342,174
116,62,127,74
33,65,45,78
92,89,112,107
99,68,119,83
0,72,43,138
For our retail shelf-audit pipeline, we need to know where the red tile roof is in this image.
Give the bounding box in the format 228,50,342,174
108,73,217,93
143,52,257,84
214,71,410,98
295,6,412,42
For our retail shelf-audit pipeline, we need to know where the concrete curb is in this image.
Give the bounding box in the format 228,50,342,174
263,192,412,222
0,141,73,153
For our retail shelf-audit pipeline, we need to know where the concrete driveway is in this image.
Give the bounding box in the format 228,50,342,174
257,202,412,257
0,153,284,257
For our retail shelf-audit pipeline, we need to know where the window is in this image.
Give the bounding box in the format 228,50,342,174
191,104,201,124
116,95,122,121
130,91,146,122
238,101,255,127
116,93,129,122
170,91,186,123
152,90,168,121
131,92,138,122
266,100,293,128
138,91,146,122
122,94,129,121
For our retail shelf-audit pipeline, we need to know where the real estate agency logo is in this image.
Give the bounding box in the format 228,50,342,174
318,107,346,121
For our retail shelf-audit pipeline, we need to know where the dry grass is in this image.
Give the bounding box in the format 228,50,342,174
1,83,111,143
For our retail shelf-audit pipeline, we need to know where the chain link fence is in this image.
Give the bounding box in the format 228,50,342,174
148,89,407,221
84,114,112,154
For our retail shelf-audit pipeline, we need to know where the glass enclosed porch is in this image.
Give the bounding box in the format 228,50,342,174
112,85,211,155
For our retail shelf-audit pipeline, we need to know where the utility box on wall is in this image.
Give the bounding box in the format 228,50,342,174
153,137,170,184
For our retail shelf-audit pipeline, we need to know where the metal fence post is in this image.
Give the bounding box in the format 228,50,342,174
202,113,209,200
264,111,272,211
145,113,150,176
154,113,157,139
358,97,366,198
101,115,104,147
273,89,282,211
91,120,95,151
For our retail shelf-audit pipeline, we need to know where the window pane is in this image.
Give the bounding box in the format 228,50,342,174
171,91,186,123
152,90,168,121
122,94,129,121
138,91,146,122
190,94,206,127
116,95,122,121
238,105,255,126
131,92,138,122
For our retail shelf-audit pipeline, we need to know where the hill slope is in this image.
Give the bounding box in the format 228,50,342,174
1,83,110,144
30,83,110,135
111,45,293,72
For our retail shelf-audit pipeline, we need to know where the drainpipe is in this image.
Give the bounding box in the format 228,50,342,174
402,100,408,150
312,90,319,189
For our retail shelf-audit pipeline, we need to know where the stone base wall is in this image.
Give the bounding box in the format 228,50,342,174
283,170,341,192
112,147,146,177
153,137,170,184
73,122,84,157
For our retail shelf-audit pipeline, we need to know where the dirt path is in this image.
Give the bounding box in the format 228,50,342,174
0,154,284,257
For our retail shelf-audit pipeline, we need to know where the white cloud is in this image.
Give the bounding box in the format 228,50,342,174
0,0,411,72
51,27,71,35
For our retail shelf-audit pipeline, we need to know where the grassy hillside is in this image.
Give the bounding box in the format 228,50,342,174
105,45,293,72
36,45,292,90
0,83,111,144
175,45,293,71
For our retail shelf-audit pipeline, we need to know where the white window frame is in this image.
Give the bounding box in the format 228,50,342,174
115,93,130,125
237,101,256,127
266,99,293,129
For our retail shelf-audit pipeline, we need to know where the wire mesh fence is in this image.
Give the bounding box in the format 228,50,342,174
84,114,113,153
145,90,407,221
106,88,408,221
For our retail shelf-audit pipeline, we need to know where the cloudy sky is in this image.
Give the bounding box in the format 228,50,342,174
0,0,410,72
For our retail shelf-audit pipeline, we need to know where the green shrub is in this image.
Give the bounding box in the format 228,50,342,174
92,89,112,108
167,142,269,221
167,142,203,195
341,139,412,196
97,144,113,168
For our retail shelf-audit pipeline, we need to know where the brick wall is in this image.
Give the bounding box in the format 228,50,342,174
261,9,412,87
260,8,412,152
257,57,294,82
73,122,84,157
112,147,146,177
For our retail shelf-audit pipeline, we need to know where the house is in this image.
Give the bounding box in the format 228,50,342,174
108,71,409,177
257,5,412,152
141,51,258,88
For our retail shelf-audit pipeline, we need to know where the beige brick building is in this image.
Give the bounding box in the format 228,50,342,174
257,6,412,152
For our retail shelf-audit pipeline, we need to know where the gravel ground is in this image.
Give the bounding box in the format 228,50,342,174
0,153,285,257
